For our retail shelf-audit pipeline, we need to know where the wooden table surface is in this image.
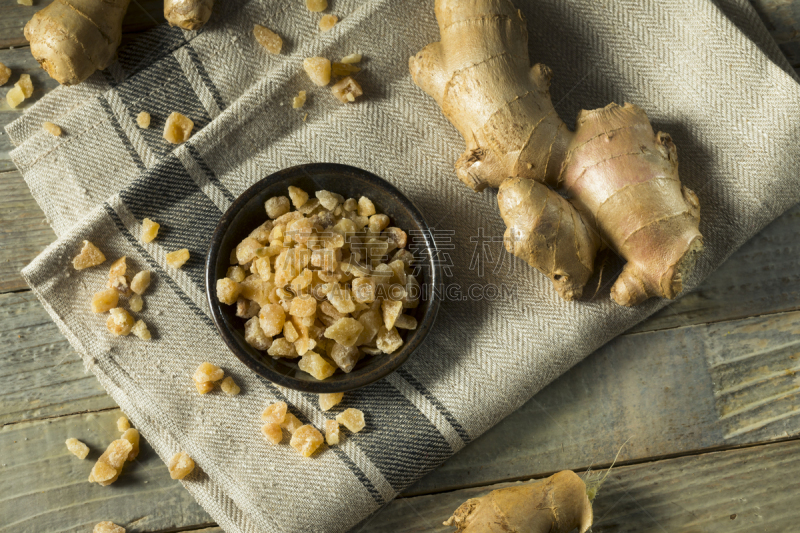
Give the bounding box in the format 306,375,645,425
2,1,800,532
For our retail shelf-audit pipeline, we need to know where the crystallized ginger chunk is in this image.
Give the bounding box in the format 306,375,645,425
288,186,309,209
163,112,194,144
376,326,403,354
245,316,272,350
261,422,282,444
141,218,160,243
289,294,317,318
305,0,327,12
382,299,403,330
292,90,307,109
43,121,62,136
290,424,324,457
117,416,130,432
265,196,291,219
194,362,224,383
73,240,106,270
319,392,343,411
268,337,298,358
259,304,286,336
262,401,287,424
0,62,10,86
94,522,125,533
166,248,190,268
17,74,33,97
131,270,151,294
254,24,282,54
340,53,362,64
281,412,303,433
324,317,363,347
331,76,363,104
220,376,240,395
299,351,336,380
121,428,140,461
325,419,340,445
137,111,151,129
65,438,90,459
89,439,133,486
195,380,214,394
129,294,143,313
303,57,331,86
91,288,119,313
6,84,24,108
336,408,365,433
131,319,151,340
216,277,241,305
168,452,195,479
107,308,135,336
319,14,338,32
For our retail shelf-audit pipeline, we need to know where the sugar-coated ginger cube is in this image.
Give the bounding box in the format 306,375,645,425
137,111,151,129
265,196,291,219
73,240,106,270
88,439,133,486
267,337,298,358
43,121,62,136
303,57,331,86
220,376,241,395
194,362,224,383
141,218,160,243
65,438,90,460
254,24,282,54
6,84,24,108
324,317,364,348
236,237,262,265
259,303,286,336
129,294,143,313
294,336,317,357
288,186,309,208
168,452,195,480
315,190,343,211
216,277,241,305
107,308,135,336
117,416,130,432
325,419,340,445
93,522,125,533
319,14,338,31
319,392,343,411
331,76,363,104
0,62,10,86
166,248,190,268
377,326,403,354
227,266,247,283
331,342,361,373
17,74,33,97
281,412,303,433
262,401,287,424
163,112,194,144
130,270,151,295
261,422,282,444
290,424,324,457
195,380,215,394
236,298,260,319
292,90,307,109
305,0,327,12
355,308,381,345
369,214,390,233
244,316,272,350
91,288,119,314
327,286,356,314
394,314,417,330
382,299,403,330
289,294,317,317
340,53,362,65
299,352,336,380
336,408,365,433
352,277,376,304
121,428,140,461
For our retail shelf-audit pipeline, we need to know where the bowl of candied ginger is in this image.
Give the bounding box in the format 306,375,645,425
206,163,440,392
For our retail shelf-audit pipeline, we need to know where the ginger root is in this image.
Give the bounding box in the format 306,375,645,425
25,0,131,86
165,0,214,31
444,470,593,533
410,0,703,305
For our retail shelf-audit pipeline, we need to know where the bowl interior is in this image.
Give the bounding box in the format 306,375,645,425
206,163,439,392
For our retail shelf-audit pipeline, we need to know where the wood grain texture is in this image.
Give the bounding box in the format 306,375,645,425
0,409,212,533
0,0,166,49
0,171,56,293
0,291,116,426
358,438,800,533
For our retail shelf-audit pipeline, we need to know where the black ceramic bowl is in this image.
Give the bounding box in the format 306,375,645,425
206,163,441,392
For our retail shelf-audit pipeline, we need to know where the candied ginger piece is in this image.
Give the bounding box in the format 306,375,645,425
43,121,62,136
0,62,10,86
305,0,327,12
261,422,282,445
94,522,125,533
299,351,336,380
265,196,291,219
376,326,403,354
325,419,340,445
382,299,403,330
17,74,33,97
394,314,417,330
65,438,90,460
168,452,195,480
262,401,288,424
121,428,140,461
166,248,190,268
331,76,363,103
289,294,317,317
259,303,286,336
73,240,106,270
131,271,151,295
245,316,272,350
216,277,241,305
128,294,143,313
336,408,365,433
220,376,241,395
319,14,338,31
281,412,303,433
141,218,160,243
319,392,343,411
288,186,309,208
91,288,119,314
163,112,194,144
194,362,224,383
331,342,360,373
131,320,152,341
6,84,24,108
88,439,133,486
195,380,214,394
303,57,331,86
267,337,298,358
107,308,135,336
117,416,130,432
290,424,324,457
324,317,364,348
254,24,282,54
292,90,307,109
137,111,151,129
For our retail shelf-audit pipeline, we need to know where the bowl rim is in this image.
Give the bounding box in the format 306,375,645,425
205,162,441,392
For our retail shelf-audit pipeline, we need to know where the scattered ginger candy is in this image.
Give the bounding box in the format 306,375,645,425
331,76,363,103
331,62,360,77
73,240,106,270
43,121,62,136
136,111,151,128
6,85,24,108
117,416,130,432
88,439,133,486
305,0,327,12
261,422,282,444
65,438,90,459
303,57,331,86
290,424,324,457
0,62,10,86
319,14,338,32
254,24,282,54
262,401,287,423
163,112,194,144
194,362,224,383
325,419,340,445
195,380,214,394
336,408,365,433
130,271,151,295
281,412,303,433
131,319,151,340
16,74,33,98
292,90,307,109
319,392,343,411
220,376,240,395
141,218,160,243
168,452,195,479
121,428,140,461
94,522,125,533
91,288,119,313
107,308,135,336
339,53,362,64
166,248,190,268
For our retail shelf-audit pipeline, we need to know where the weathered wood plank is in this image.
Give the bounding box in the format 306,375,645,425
0,48,60,172
359,438,800,533
0,0,166,49
0,291,116,426
0,170,56,293
0,409,212,533
751,0,800,66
